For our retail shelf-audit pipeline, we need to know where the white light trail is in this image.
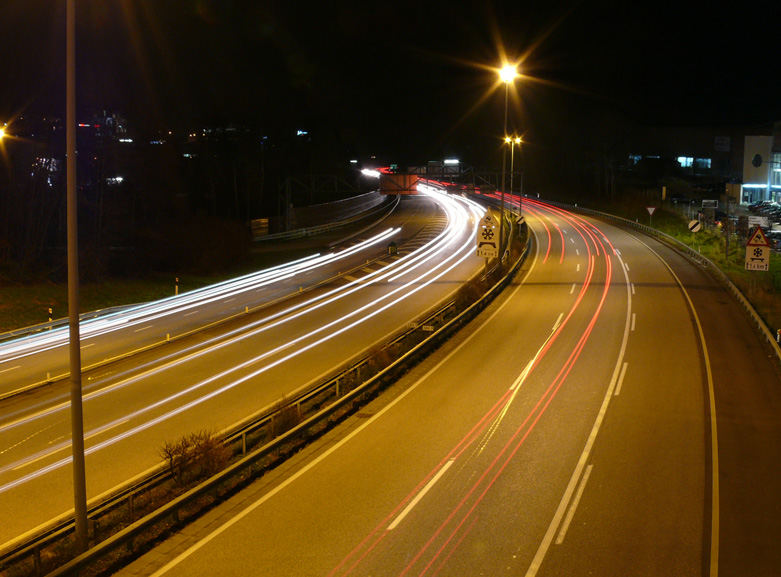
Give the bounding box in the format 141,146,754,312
0,187,483,493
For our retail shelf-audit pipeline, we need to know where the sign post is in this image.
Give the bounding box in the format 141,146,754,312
476,213,499,262
745,226,771,271
646,206,656,227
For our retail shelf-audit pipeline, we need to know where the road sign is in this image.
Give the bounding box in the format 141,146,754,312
748,215,769,229
688,220,702,233
745,226,771,271
476,213,499,258
747,226,771,247
646,207,656,216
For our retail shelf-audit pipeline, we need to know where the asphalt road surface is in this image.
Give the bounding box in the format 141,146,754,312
0,189,487,549
117,199,781,577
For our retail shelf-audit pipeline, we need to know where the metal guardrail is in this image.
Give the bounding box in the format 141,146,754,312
546,200,781,365
0,305,133,345
1,194,400,346
254,193,399,242
1,234,528,577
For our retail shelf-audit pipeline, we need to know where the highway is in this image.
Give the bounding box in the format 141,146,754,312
118,199,781,577
0,186,489,549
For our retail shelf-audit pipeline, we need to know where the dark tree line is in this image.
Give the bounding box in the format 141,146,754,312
0,120,367,284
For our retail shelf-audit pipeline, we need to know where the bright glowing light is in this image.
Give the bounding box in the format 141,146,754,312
361,168,381,178
444,158,459,165
499,64,518,83
0,127,5,140
0,188,485,495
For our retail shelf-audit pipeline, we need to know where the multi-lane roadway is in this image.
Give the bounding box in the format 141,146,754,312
0,186,489,550
116,198,781,577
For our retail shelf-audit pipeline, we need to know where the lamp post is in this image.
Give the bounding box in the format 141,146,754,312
506,135,522,204
67,0,89,553
498,64,517,259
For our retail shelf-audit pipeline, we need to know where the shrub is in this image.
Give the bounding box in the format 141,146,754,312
160,430,231,486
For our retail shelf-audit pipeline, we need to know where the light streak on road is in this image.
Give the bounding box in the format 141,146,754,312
0,186,483,500
0,231,399,364
329,199,625,577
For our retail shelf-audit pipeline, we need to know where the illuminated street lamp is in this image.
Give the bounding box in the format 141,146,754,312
499,63,518,259
499,64,518,84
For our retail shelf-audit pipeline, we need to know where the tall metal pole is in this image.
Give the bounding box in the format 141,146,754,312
67,0,89,553
509,139,515,205
499,82,508,260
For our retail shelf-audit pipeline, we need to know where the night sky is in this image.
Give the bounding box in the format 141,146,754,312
0,0,778,165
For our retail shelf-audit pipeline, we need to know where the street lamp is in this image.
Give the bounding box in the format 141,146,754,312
499,63,518,259
67,0,88,553
505,135,522,211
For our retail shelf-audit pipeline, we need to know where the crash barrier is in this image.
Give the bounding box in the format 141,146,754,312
3,195,398,346
2,233,529,577
253,192,399,242
545,200,781,365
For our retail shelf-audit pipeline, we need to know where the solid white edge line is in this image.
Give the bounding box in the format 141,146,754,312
387,459,454,531
630,235,719,577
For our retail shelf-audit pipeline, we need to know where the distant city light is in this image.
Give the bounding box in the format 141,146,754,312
444,158,459,165
296,129,308,136
118,138,133,143
361,168,381,178
106,176,124,186
350,159,358,164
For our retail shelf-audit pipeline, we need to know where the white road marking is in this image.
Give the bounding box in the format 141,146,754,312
0,365,21,375
525,245,633,577
11,419,130,471
569,283,576,295
183,310,200,317
631,236,720,576
134,325,154,333
613,362,629,396
388,459,454,530
80,343,94,350
631,313,636,331
556,463,593,544
146,226,545,577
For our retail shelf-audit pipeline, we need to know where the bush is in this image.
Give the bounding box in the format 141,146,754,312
160,430,231,486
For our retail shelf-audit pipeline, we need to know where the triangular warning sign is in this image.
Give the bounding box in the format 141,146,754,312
747,226,771,247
